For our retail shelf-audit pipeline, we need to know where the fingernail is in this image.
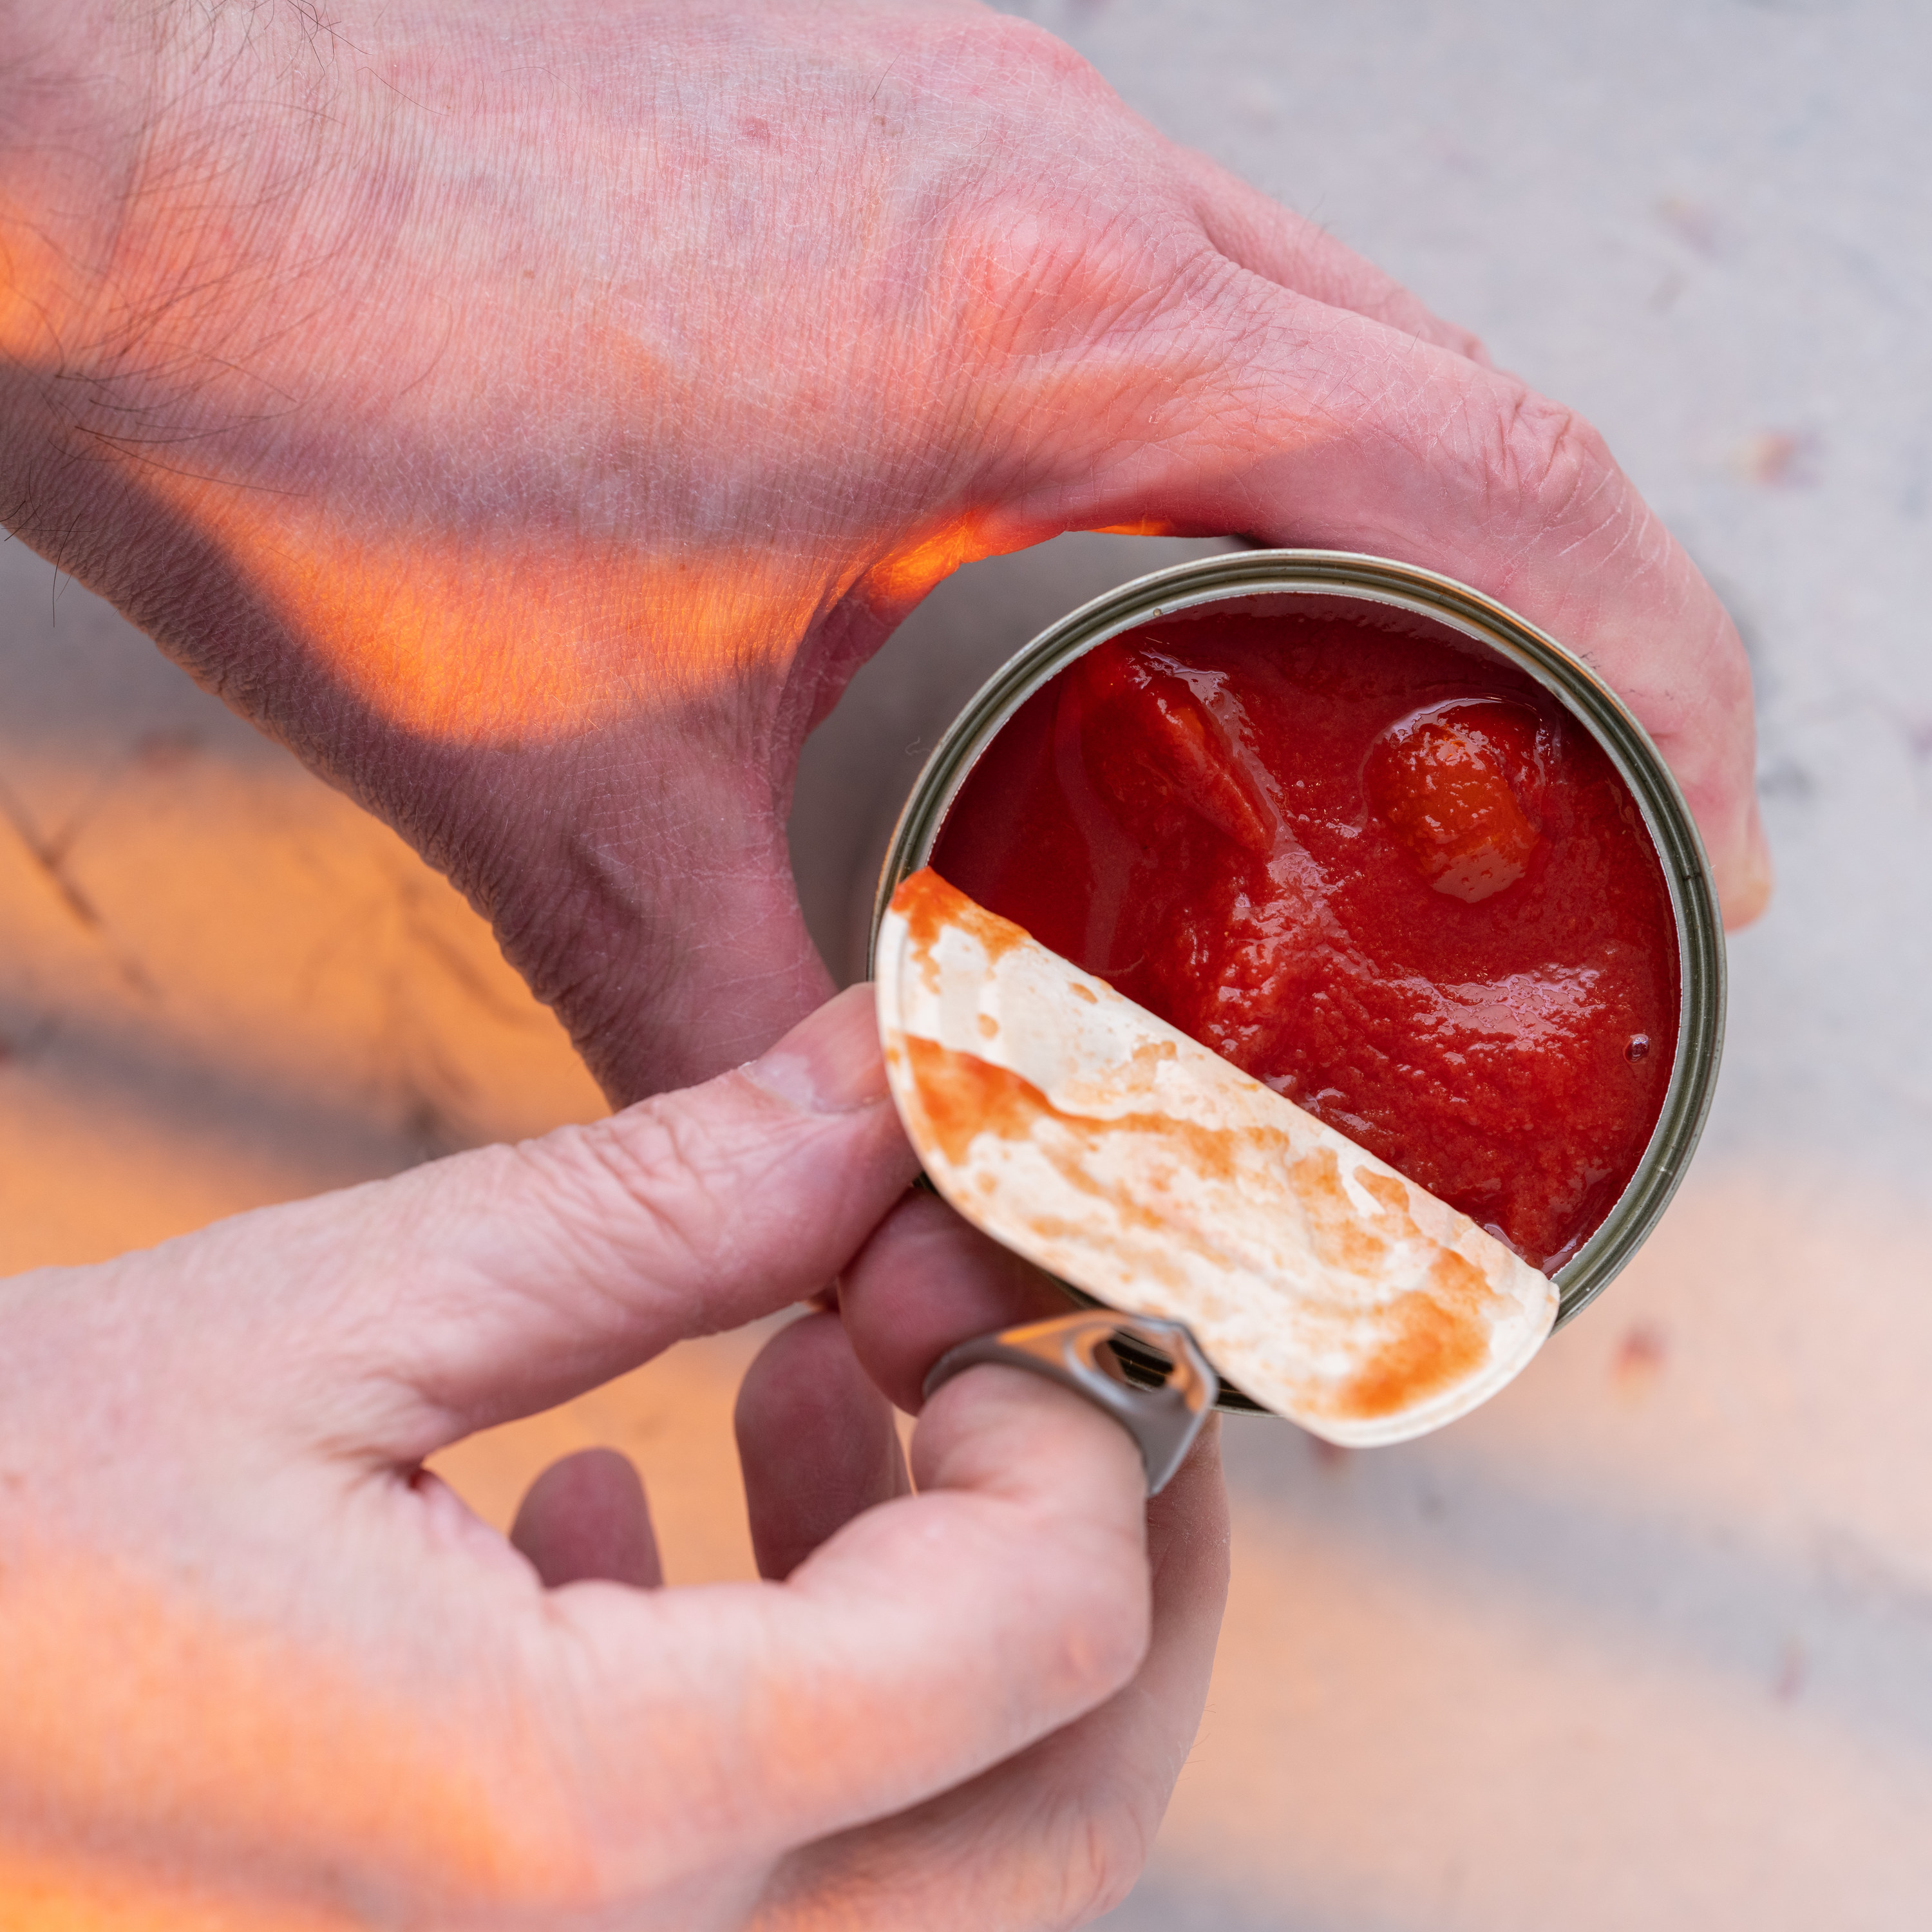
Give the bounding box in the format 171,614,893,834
744,984,891,1114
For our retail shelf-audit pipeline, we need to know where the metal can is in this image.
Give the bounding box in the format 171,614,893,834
868,548,1725,1370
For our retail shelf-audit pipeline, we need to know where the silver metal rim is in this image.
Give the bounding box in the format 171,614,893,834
868,549,1727,1334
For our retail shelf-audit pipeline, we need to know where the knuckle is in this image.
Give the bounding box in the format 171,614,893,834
1484,384,1611,518
958,11,1110,93
518,1095,732,1279
1054,1542,1153,1704
943,189,1204,382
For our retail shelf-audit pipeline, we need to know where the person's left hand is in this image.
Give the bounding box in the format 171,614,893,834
0,987,1229,1929
0,0,1770,1106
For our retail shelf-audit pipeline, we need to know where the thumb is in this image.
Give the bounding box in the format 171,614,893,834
158,985,916,1460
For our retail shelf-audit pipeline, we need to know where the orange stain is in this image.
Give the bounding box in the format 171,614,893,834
1291,1147,1393,1278
1612,1321,1669,1403
900,1032,1056,1170
892,867,1032,977
1331,1280,1491,1421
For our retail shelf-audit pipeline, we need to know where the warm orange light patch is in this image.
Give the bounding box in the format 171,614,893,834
0,195,85,365
863,513,1191,611
134,472,832,741
861,513,1008,609
0,1842,352,1932
0,1546,583,1918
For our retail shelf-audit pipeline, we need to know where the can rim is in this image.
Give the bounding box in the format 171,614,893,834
867,548,1727,1335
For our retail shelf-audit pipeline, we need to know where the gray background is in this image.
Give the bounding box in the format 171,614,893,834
4,1,1929,1925
790,2,1932,1925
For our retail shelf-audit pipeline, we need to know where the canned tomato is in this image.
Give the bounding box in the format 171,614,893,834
867,550,1725,1392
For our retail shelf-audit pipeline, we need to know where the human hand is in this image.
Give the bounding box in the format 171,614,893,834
0,0,1770,1102
0,986,1229,1929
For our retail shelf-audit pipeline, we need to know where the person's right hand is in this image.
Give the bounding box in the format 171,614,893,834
0,986,1229,1929
0,0,1770,1104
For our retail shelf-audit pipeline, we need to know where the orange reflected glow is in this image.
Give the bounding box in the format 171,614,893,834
860,513,1005,609
136,478,1197,741
0,201,77,365
0,738,604,1273
136,473,837,741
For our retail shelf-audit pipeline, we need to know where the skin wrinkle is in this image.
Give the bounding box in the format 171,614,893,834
1414,362,1492,472
1547,471,1634,565
587,1103,887,1336
514,1116,743,1315
1494,391,1602,540
321,1143,692,1448
471,1148,696,1337
1584,514,1640,576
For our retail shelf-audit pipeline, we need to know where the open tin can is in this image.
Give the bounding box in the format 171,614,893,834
867,550,1725,1410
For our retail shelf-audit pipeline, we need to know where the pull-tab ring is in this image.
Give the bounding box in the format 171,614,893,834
922,1312,1219,1495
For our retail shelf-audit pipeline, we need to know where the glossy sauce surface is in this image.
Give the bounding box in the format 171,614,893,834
929,605,1680,1271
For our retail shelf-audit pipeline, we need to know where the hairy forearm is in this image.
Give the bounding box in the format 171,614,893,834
1,1,135,533
1,2,399,578
0,0,857,1101
1,1,278,599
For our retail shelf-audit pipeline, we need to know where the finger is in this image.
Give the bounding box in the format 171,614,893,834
509,1447,663,1590
838,1189,1075,1416
752,1422,1231,1931
1170,142,1492,362
734,1311,909,1582
534,1363,1153,1874
985,277,1772,924
162,984,919,1459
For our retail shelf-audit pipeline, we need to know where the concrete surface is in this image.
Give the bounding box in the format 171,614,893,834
5,0,1931,1925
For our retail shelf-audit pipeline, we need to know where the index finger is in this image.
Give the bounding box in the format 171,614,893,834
976,254,1770,924
134,986,918,1461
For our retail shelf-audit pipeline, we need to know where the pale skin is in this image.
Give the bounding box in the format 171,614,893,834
0,0,1769,1923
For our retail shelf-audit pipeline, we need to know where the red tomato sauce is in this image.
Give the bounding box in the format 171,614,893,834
929,604,1680,1273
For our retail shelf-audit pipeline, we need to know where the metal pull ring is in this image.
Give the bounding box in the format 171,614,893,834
923,1312,1220,1495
